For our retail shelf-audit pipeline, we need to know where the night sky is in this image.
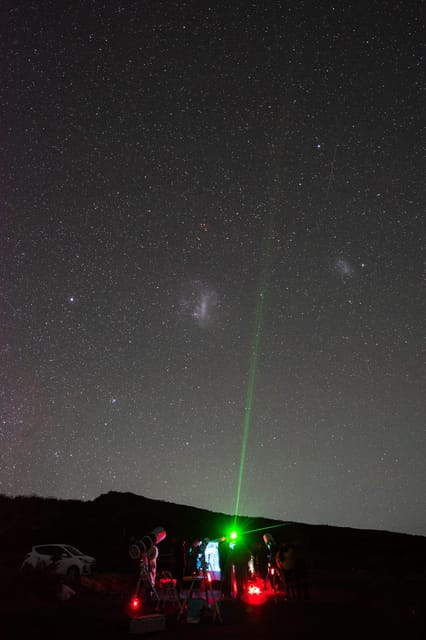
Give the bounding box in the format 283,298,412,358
1,1,425,536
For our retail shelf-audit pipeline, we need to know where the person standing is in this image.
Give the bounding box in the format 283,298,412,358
218,536,232,598
276,543,296,599
232,539,251,599
263,533,279,591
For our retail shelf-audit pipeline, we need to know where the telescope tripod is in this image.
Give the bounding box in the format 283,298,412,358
178,557,222,623
134,556,160,610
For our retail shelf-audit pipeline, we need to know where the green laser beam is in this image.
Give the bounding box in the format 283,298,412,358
243,522,291,536
211,521,288,543
233,208,276,527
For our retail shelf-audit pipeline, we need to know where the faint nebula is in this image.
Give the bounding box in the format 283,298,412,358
335,257,354,280
179,280,218,327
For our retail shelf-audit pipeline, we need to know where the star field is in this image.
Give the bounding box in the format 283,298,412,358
1,1,425,535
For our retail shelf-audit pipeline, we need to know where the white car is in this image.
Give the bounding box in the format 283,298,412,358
21,544,96,577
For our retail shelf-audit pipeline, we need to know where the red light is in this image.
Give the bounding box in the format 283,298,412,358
130,596,141,611
270,568,275,575
248,584,261,595
245,581,268,605
206,572,212,583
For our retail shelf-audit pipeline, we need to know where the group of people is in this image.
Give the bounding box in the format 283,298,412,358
167,531,309,601
218,532,309,601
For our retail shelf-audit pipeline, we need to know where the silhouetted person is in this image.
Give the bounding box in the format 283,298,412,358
186,539,201,576
218,537,232,598
232,539,251,599
252,541,268,582
276,543,296,599
276,543,309,599
263,532,279,591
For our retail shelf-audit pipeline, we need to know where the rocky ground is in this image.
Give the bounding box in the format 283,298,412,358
0,568,425,639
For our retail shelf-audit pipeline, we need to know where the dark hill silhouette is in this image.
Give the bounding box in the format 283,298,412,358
1,491,425,579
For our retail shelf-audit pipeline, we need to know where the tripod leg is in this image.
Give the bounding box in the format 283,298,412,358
177,579,196,621
202,563,222,624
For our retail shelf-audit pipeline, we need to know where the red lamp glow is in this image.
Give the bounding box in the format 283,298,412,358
245,581,268,605
248,584,261,595
130,596,141,611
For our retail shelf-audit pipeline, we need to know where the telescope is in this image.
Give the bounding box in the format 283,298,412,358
129,526,167,560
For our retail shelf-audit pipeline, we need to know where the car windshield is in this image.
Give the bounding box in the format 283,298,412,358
64,545,84,556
